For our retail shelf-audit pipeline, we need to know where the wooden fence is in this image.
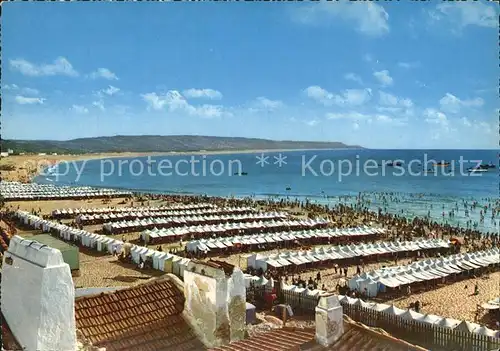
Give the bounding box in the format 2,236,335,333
245,284,500,351
341,303,500,351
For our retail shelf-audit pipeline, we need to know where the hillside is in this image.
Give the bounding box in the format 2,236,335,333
1,135,363,154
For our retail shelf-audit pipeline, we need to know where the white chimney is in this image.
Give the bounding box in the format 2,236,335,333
315,294,344,346
1,236,77,351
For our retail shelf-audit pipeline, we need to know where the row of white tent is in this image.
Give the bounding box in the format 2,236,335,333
186,226,387,253
243,277,499,337
1,182,131,200
338,295,500,337
140,218,329,243
52,203,218,216
76,207,257,223
12,211,499,338
348,248,500,297
13,211,194,277
103,212,290,233
248,238,450,272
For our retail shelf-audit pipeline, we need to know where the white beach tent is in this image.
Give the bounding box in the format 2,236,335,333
178,258,191,278
372,303,391,312
455,321,481,333
473,326,498,338
352,298,376,309
380,305,406,316
437,317,461,329
358,277,379,297
420,314,443,325
400,309,425,322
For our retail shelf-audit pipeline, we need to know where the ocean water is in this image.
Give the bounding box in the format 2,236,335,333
37,149,499,233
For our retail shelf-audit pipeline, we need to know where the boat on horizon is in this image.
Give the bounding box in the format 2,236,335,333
234,172,248,176
467,167,488,173
478,163,495,170
386,161,403,167
434,162,450,167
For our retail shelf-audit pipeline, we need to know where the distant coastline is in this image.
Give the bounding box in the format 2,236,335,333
2,135,363,155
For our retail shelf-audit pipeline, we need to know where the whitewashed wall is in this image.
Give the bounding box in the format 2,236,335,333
1,236,76,351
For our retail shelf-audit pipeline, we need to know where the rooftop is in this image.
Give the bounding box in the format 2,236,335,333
209,316,428,351
74,276,205,351
21,233,77,252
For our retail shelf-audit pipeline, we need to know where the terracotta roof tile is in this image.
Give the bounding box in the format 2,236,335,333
1,313,24,351
208,328,314,351
210,320,427,351
75,277,205,351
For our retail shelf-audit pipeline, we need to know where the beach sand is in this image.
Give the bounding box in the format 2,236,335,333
216,250,500,323
2,189,498,326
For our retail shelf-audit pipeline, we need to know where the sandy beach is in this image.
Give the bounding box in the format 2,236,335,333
6,195,498,326
2,166,499,333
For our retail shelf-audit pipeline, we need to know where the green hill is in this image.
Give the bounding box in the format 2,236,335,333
1,135,363,154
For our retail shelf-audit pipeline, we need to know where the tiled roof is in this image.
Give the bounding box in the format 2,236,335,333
209,317,427,351
1,312,24,351
209,328,315,351
75,277,205,351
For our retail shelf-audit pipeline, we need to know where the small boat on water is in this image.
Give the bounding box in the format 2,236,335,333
478,163,495,169
234,172,248,176
468,167,488,173
434,162,450,167
285,187,291,191
387,161,403,167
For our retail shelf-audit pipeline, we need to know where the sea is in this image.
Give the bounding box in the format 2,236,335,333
36,149,499,234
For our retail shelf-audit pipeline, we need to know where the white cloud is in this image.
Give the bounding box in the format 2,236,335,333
10,57,78,77
398,62,419,69
461,117,472,127
424,108,448,127
102,85,120,96
304,86,372,106
14,95,45,105
439,93,484,113
71,105,89,114
431,2,498,29
379,91,413,108
3,84,39,96
141,90,227,118
292,2,389,37
327,111,406,126
326,111,371,121
3,84,19,90
254,97,284,111
92,101,105,111
306,120,319,127
182,88,223,100
195,105,225,118
90,68,118,80
353,123,360,130
373,70,393,87
376,115,393,123
338,89,372,106
344,73,363,85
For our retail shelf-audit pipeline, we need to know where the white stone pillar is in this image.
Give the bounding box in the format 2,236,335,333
1,236,76,351
315,294,344,347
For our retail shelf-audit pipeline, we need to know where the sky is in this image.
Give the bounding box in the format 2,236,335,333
2,2,499,149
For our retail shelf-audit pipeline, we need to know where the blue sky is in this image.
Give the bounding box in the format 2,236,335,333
2,2,498,149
